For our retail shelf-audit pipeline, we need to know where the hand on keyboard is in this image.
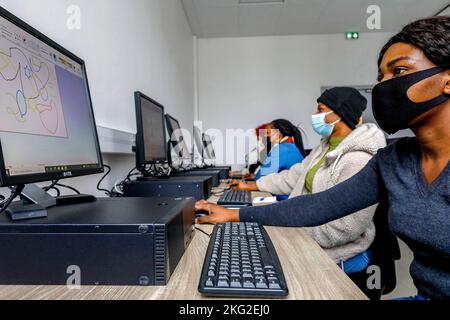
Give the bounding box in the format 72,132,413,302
195,200,240,225
229,181,246,190
229,181,259,192
243,173,256,181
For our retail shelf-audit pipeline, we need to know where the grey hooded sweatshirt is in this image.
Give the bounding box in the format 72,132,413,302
256,123,387,262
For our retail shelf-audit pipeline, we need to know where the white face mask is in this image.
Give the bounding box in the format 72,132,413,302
311,111,340,137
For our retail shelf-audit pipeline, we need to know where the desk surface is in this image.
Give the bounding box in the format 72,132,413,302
0,183,367,300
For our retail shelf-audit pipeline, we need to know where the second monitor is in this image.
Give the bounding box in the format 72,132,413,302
134,91,168,169
124,92,214,200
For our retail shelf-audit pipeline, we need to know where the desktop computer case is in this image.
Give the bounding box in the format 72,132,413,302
123,175,213,201
174,169,221,187
0,197,195,286
202,166,231,180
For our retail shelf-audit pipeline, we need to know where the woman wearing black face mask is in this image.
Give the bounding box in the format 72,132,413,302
195,16,450,300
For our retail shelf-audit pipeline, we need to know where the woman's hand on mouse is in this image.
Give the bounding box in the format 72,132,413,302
195,200,216,213
194,200,240,225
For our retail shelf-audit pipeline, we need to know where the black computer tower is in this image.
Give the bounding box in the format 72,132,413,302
174,169,221,187
217,166,232,178
123,176,213,200
0,197,195,286
201,166,231,180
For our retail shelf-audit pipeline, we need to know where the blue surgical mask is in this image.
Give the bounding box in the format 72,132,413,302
311,111,340,137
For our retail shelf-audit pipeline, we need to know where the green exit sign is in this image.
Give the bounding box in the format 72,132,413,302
346,32,360,40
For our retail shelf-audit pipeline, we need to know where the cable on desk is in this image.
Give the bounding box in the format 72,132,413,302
0,185,24,215
48,186,61,197
145,163,172,178
195,227,211,238
55,183,81,195
43,180,59,192
43,181,62,197
44,180,81,196
97,164,112,196
108,167,139,197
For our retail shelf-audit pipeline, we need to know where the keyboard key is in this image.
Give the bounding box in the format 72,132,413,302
269,280,281,289
256,279,268,289
205,277,214,287
243,274,254,281
231,279,242,288
218,280,229,288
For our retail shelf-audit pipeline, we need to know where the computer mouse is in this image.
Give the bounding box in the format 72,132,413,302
195,210,210,218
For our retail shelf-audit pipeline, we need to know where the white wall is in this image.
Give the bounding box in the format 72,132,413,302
198,32,395,166
0,0,195,195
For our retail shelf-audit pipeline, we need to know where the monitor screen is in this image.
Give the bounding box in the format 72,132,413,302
165,114,190,160
134,92,167,166
0,8,102,186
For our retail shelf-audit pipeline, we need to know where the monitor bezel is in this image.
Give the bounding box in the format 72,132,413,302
0,6,104,187
134,91,168,167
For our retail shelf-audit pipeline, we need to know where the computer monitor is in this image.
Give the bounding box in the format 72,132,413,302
134,92,168,168
165,114,190,160
203,134,216,161
0,7,103,187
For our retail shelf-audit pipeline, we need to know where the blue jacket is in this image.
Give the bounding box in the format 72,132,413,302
256,143,304,200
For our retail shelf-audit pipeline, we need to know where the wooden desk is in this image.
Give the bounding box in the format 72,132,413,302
0,184,367,300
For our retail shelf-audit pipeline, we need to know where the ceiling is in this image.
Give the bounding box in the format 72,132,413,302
182,0,450,38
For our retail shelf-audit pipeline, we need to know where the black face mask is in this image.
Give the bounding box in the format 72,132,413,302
372,65,450,134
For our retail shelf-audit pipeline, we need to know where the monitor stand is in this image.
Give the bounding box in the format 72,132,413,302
7,184,96,221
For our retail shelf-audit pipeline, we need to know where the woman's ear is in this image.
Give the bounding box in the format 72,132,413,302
445,70,450,95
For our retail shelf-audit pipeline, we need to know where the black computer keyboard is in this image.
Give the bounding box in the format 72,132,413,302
217,189,252,207
198,223,289,297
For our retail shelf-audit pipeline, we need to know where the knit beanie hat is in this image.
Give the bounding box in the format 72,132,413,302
317,87,367,129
